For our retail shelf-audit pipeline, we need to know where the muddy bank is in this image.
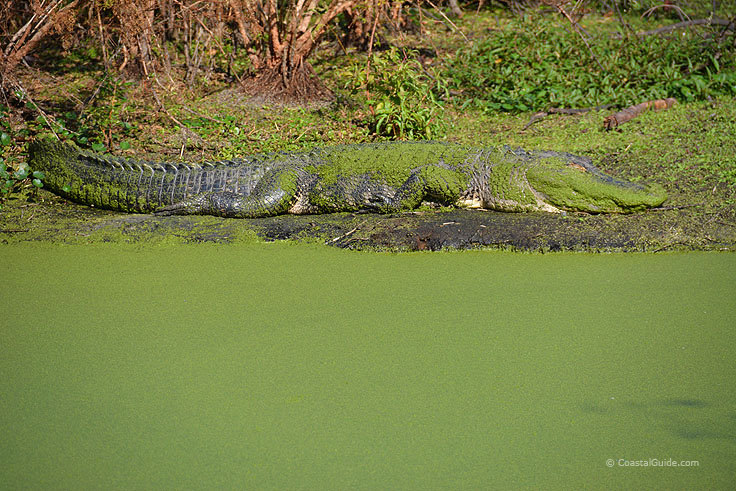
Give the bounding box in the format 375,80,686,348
2,192,734,251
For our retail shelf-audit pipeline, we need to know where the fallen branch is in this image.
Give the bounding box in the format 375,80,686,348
603,98,676,130
610,18,735,39
330,220,367,243
638,18,734,37
11,81,59,140
424,0,469,43
549,104,614,114
653,241,688,253
522,104,615,130
647,203,703,212
522,111,548,130
545,0,603,71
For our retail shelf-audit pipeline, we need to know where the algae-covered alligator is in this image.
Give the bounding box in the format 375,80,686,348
28,140,666,217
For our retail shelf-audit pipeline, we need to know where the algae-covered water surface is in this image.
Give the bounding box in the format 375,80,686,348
1,244,735,489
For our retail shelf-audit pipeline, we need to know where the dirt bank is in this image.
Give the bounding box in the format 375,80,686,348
2,192,734,251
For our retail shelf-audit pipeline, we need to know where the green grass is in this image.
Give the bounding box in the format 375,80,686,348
446,11,736,112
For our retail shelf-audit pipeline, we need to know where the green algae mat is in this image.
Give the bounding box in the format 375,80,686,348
2,244,735,488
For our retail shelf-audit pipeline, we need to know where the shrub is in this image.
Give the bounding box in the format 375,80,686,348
350,48,448,140
446,14,736,112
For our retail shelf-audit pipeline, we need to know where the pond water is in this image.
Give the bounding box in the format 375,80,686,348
2,244,735,489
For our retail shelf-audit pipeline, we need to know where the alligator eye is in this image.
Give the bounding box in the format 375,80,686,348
568,162,587,172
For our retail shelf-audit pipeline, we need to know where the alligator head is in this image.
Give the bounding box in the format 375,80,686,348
523,152,667,213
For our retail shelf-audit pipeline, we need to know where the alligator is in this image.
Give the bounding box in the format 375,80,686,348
28,140,666,217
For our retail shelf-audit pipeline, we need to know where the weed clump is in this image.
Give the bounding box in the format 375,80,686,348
446,14,736,112
346,48,449,140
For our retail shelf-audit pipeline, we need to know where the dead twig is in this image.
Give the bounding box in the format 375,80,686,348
549,104,614,114
545,0,603,71
522,104,615,131
611,18,735,39
181,105,227,124
642,4,690,23
11,81,59,140
653,241,689,252
330,220,367,243
603,98,677,130
647,203,703,212
714,220,736,228
522,111,548,130
423,0,469,43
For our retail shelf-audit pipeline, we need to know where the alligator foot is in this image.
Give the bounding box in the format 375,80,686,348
154,194,210,216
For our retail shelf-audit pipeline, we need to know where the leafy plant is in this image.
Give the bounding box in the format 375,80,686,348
446,13,736,113
0,104,44,209
349,48,448,140
0,160,44,209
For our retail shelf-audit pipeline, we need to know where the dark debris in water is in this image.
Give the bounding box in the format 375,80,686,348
661,398,710,408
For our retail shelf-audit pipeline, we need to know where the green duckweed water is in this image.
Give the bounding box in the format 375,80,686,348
1,244,735,489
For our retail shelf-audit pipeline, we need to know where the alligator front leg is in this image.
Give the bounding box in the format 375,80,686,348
155,167,302,218
380,165,467,212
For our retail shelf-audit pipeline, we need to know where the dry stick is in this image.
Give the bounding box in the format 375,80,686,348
611,0,635,37
551,2,603,71
12,82,59,140
4,0,63,56
609,18,735,40
638,18,734,36
331,220,367,243
522,104,615,130
148,71,199,158
328,25,348,55
424,0,469,43
642,4,690,24
648,203,703,212
363,1,384,111
522,112,548,130
367,0,382,57
603,98,677,130
96,4,108,68
79,46,124,115
549,104,614,114
653,242,689,253
181,105,227,124
106,80,118,149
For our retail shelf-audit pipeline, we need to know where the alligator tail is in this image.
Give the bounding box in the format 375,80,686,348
27,140,268,213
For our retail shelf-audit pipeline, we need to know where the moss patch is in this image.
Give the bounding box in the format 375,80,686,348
2,189,734,252
307,142,473,188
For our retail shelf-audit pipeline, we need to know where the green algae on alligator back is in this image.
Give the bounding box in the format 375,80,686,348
28,139,666,218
